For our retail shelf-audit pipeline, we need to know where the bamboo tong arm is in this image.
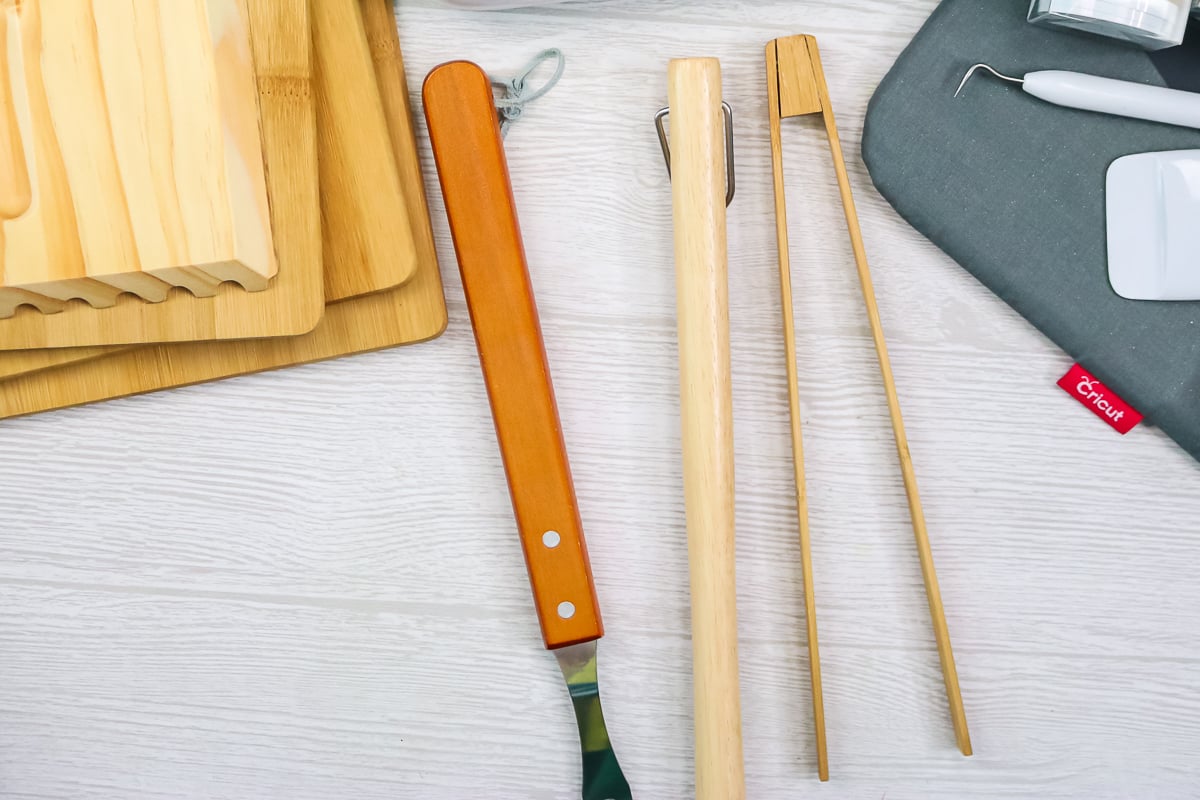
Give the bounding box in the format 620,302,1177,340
765,36,830,783
767,34,972,758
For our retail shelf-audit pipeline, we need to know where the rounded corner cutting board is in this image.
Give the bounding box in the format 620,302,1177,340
0,0,324,351
313,0,418,300
0,0,447,419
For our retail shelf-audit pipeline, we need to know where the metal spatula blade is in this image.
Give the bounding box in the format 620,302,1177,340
555,642,632,800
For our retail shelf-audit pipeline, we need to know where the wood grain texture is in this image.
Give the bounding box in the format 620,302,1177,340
0,2,1198,799
0,344,115,381
774,36,822,117
0,0,419,378
313,0,417,300
0,0,96,308
0,0,276,308
424,60,602,651
0,6,30,222
766,35,829,783
0,0,322,349
668,56,746,800
0,287,63,318
0,0,446,419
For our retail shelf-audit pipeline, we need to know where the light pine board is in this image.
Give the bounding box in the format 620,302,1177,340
0,0,276,307
0,1,1198,798
0,0,446,418
0,0,322,350
0,0,421,381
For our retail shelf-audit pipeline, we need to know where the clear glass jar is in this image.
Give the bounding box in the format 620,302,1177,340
1028,0,1194,49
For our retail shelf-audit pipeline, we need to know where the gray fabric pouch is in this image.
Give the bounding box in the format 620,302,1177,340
861,0,1200,461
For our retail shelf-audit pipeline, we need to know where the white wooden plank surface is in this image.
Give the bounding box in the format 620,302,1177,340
1,1,1198,797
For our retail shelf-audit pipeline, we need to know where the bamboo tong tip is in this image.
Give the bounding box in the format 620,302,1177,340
768,35,824,119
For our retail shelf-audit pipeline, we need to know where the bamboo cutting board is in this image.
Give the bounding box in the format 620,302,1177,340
0,0,277,308
0,0,446,418
313,0,416,300
0,0,323,351
0,345,120,381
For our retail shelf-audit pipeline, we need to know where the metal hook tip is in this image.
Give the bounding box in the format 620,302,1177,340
954,63,1024,98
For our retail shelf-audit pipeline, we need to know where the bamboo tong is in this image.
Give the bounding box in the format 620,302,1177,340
766,34,973,772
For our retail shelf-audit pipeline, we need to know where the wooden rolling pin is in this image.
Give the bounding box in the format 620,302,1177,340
667,56,746,800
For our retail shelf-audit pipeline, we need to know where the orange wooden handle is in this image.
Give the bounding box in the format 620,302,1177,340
423,61,602,651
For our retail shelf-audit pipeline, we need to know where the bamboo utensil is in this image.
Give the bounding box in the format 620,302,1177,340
423,59,631,800
658,57,746,800
766,34,972,762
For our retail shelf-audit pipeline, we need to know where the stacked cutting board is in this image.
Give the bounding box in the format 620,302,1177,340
0,0,446,417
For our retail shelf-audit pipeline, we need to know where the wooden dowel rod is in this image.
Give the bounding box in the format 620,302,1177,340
667,56,746,800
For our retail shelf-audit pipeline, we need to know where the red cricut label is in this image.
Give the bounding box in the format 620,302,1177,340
1057,364,1143,435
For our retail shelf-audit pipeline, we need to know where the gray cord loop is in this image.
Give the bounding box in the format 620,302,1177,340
489,48,565,136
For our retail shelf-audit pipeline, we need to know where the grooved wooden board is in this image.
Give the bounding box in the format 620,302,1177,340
0,0,322,350
0,0,416,378
0,0,417,374
0,0,277,308
0,0,446,418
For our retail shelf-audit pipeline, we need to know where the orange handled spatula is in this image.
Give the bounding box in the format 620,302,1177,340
423,60,632,800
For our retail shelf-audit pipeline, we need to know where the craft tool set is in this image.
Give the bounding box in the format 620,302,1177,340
4,0,1197,795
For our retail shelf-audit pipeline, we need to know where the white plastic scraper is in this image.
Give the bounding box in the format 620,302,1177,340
1107,150,1200,301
